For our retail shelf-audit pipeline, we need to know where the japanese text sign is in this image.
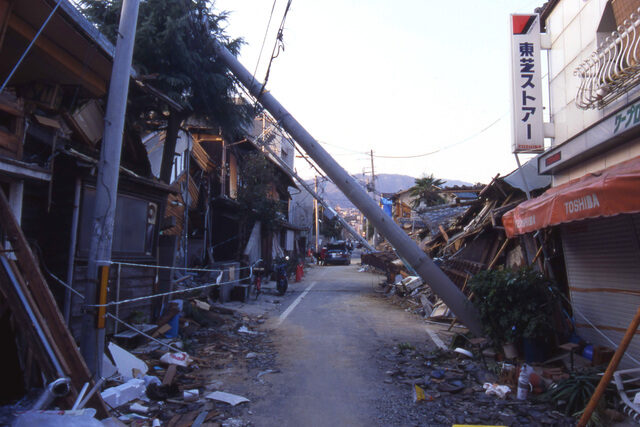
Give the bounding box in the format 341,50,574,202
510,14,544,153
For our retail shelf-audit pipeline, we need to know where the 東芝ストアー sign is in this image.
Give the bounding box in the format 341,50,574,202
510,14,544,154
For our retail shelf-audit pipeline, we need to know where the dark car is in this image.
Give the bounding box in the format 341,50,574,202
324,241,351,265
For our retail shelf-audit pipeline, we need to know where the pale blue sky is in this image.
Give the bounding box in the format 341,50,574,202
215,0,546,184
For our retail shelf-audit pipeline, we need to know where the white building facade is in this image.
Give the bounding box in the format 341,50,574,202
505,0,640,369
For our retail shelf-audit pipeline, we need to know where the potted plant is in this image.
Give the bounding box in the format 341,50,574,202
469,267,557,360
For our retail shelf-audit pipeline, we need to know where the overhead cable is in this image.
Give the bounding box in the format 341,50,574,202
257,0,293,100
372,116,504,159
250,0,279,91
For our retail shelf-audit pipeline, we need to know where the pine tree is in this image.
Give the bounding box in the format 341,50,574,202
80,0,252,183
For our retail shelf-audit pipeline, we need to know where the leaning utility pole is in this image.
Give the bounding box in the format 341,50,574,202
213,40,482,334
81,0,140,376
314,176,319,253
370,149,378,248
258,140,373,251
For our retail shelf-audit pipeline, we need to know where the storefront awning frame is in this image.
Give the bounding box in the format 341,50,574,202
503,155,640,237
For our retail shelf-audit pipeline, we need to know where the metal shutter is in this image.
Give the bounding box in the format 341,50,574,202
561,214,640,369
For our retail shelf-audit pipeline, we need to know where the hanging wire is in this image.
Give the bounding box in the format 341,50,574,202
557,291,640,366
256,0,293,102
372,116,504,159
250,0,279,91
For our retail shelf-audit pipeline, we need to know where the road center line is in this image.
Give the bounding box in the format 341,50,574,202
277,281,317,326
426,328,447,350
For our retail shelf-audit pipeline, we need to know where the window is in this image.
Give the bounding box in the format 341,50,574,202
78,187,157,257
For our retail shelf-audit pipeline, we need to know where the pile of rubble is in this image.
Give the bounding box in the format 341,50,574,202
8,298,276,426
361,171,556,326
375,341,578,426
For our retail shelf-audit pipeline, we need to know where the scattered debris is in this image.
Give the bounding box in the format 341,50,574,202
453,347,473,358
129,402,149,414
205,391,250,406
100,379,146,408
238,325,258,335
13,409,103,427
374,341,579,425
183,389,199,402
108,342,149,379
484,383,511,399
159,351,193,367
84,297,277,425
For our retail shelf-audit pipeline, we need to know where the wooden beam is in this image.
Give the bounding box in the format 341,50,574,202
0,0,14,51
438,225,449,242
578,307,640,427
7,14,107,95
488,238,510,270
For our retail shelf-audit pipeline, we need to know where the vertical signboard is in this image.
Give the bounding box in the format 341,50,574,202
510,14,544,153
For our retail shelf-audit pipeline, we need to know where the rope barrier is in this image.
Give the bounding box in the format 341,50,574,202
100,260,255,273
85,274,245,308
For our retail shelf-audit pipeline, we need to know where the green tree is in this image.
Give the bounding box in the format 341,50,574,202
236,151,282,230
80,0,252,183
409,174,445,210
320,210,343,240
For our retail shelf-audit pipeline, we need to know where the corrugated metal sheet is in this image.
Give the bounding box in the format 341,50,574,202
562,214,640,368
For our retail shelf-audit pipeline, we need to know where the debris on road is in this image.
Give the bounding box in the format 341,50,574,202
70,296,277,425
205,391,250,406
483,383,511,399
374,341,580,426
159,351,193,367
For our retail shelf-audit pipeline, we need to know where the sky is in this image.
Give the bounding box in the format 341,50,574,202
214,0,547,185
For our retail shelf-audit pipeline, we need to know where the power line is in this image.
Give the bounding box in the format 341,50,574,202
250,0,279,90
258,0,293,100
372,115,505,159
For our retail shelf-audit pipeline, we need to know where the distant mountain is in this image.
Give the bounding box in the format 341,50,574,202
314,174,472,209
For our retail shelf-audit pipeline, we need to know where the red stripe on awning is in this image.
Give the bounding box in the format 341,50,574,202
503,155,640,237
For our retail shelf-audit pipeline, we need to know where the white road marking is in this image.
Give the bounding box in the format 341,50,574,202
426,328,447,350
276,281,317,326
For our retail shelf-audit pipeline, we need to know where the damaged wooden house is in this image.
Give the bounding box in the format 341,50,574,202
0,0,184,406
144,111,303,301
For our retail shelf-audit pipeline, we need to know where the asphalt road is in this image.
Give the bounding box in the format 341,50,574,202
245,260,442,426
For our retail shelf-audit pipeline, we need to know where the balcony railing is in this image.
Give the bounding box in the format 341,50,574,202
575,8,640,109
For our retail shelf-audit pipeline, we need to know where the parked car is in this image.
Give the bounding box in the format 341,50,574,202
324,241,351,265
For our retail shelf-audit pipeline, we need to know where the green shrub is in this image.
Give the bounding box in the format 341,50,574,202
469,267,557,345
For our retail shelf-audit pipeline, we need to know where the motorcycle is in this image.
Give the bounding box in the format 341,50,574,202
274,256,289,295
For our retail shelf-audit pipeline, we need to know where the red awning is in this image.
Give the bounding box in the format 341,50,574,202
503,155,640,237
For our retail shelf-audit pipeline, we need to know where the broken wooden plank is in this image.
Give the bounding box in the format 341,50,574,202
0,188,108,416
438,225,449,242
0,269,56,389
163,364,178,385
151,323,172,338
488,238,511,270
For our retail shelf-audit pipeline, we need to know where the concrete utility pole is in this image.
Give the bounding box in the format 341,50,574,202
370,149,378,248
213,41,482,335
259,141,373,251
314,176,319,253
81,0,140,376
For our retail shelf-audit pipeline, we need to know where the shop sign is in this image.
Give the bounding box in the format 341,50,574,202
510,14,544,153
